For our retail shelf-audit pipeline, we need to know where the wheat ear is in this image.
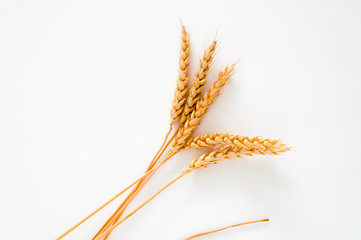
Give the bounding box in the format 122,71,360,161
179,40,217,125
185,134,290,155
170,25,190,125
184,146,241,173
172,64,236,152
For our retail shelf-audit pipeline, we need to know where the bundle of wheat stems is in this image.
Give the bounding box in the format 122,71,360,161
56,24,289,240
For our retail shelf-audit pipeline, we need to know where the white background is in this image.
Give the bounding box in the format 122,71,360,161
1,0,361,239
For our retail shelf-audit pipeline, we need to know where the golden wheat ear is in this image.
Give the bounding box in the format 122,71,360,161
179,40,217,126
170,24,190,126
185,134,290,155
184,146,241,173
171,63,237,152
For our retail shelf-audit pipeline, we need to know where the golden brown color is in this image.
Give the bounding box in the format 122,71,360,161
184,146,241,173
179,40,217,125
170,25,190,125
185,133,290,155
184,218,270,240
172,64,236,152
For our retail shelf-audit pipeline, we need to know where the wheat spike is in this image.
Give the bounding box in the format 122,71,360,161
201,63,236,105
170,25,190,125
171,64,236,152
179,40,217,125
184,146,241,173
185,133,290,155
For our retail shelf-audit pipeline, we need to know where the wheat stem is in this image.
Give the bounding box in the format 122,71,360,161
184,218,270,240
94,137,176,240
56,126,176,240
93,128,174,239
94,173,185,240
55,167,159,240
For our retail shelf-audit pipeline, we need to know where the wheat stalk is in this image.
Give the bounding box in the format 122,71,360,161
55,168,157,240
171,64,236,152
93,150,176,240
184,218,269,240
179,40,217,125
57,25,290,240
185,133,290,155
170,25,190,125
94,173,185,240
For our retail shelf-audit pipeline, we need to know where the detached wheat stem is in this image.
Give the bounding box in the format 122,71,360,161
184,218,270,240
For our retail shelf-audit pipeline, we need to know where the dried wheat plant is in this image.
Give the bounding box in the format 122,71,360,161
56,24,289,240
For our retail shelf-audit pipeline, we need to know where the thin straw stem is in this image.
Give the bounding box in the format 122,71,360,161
93,128,173,239
55,166,159,240
149,125,173,168
94,174,185,240
94,130,175,239
100,150,176,240
184,218,270,240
